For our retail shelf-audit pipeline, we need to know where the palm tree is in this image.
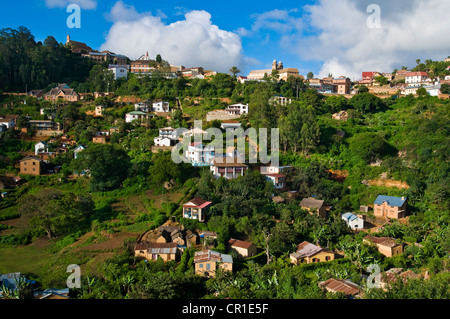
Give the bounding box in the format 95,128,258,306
229,66,241,78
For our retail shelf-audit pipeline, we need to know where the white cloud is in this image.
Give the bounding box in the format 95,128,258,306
290,0,450,80
101,2,245,73
45,0,97,10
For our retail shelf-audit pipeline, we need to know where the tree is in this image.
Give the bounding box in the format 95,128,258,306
349,92,385,114
348,132,394,164
374,75,388,86
156,54,162,64
18,189,94,238
229,66,241,78
416,87,428,97
72,143,130,191
307,72,314,80
440,83,450,94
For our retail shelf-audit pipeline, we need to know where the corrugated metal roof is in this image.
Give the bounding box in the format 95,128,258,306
374,195,406,207
320,278,360,296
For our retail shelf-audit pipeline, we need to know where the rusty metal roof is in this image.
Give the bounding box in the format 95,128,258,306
320,278,360,296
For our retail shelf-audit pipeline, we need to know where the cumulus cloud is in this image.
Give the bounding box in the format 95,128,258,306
294,0,450,80
45,0,97,10
101,2,245,73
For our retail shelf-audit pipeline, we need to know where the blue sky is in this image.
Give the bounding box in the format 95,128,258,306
1,0,450,79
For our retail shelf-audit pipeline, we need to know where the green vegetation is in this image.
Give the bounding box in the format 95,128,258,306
0,27,448,300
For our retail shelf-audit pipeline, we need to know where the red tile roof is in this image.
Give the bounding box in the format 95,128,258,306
228,239,255,249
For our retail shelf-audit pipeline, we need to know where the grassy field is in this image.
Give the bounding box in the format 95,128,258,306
0,241,52,278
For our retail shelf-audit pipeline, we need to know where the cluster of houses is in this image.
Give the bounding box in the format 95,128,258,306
357,69,449,97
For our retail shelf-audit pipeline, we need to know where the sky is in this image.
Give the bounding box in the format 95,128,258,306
1,0,450,80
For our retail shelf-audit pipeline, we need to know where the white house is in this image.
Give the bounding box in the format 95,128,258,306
185,142,215,166
405,72,429,84
152,101,170,113
153,127,180,147
35,141,48,155
109,64,128,80
73,145,86,159
341,212,364,230
425,84,441,96
403,85,422,95
125,111,152,123
0,115,16,129
225,103,248,116
134,103,150,112
260,165,291,189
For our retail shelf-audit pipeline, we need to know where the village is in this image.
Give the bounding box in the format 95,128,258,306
0,30,449,300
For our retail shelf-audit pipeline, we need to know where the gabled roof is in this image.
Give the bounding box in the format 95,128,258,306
293,241,324,258
320,278,360,296
193,250,233,263
342,212,360,222
364,235,401,248
228,238,255,249
19,156,43,163
300,197,325,209
134,242,178,254
183,198,212,209
374,195,407,207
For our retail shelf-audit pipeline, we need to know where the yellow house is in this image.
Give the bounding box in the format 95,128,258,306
290,241,335,265
363,235,403,257
20,157,44,176
194,250,233,278
227,239,258,258
134,242,181,262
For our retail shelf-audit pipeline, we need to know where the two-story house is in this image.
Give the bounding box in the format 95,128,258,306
182,198,212,222
373,195,407,219
194,250,233,278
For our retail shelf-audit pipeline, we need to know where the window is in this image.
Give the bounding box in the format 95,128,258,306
206,263,211,270
199,264,203,268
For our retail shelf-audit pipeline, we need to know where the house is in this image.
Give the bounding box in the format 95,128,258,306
109,64,128,80
319,278,361,298
373,195,407,219
359,72,382,86
220,120,241,131
33,288,70,300
332,77,351,94
379,268,420,290
185,230,198,247
156,225,185,246
210,157,248,179
94,105,106,117
44,85,80,102
225,103,248,116
28,90,45,99
363,235,403,257
152,101,170,113
82,51,128,65
134,242,181,262
182,198,212,222
185,142,215,166
405,72,429,84
125,111,153,124
403,85,422,95
35,141,48,155
130,52,156,74
260,165,291,189
341,212,364,230
227,239,257,258
308,79,337,93
20,157,44,176
332,111,349,121
269,95,293,106
0,115,18,129
92,135,108,144
28,120,64,137
300,197,327,219
135,102,150,112
290,241,336,265
425,84,441,96
193,250,233,277
73,145,86,159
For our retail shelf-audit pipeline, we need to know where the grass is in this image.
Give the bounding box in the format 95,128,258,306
0,244,52,278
